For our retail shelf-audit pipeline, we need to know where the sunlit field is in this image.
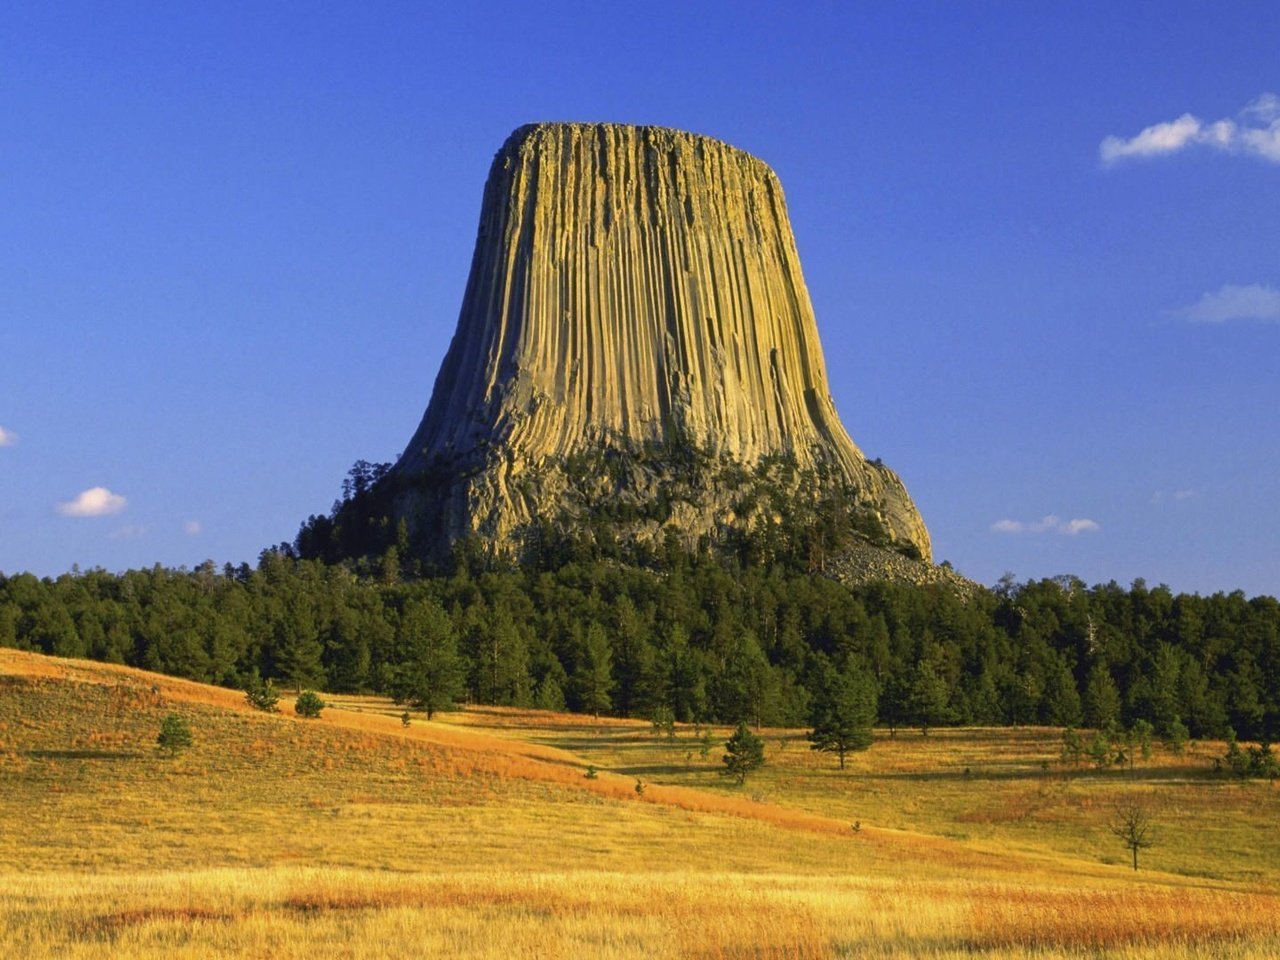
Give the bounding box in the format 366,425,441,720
3,648,1278,958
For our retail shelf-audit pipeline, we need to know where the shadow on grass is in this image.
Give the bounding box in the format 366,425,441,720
26,749,144,760
613,763,720,777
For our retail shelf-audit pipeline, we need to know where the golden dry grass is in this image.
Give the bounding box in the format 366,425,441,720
2,648,1278,958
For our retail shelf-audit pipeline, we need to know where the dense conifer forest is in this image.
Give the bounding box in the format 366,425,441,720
3,540,1277,742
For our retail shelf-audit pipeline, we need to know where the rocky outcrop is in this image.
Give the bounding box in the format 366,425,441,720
392,123,931,562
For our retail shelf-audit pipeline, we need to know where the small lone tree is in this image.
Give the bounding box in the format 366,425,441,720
156,713,193,756
1108,801,1155,871
295,690,326,718
245,675,280,713
722,721,765,785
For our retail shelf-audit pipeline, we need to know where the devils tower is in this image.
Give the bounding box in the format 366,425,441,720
385,122,930,566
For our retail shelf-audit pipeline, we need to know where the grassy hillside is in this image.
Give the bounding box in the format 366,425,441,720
2,648,1278,958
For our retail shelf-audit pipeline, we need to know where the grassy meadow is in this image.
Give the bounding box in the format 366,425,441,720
2,647,1278,958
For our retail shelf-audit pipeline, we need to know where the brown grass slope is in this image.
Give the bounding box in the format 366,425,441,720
2,647,1279,958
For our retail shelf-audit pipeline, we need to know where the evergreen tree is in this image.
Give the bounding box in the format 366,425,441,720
275,593,324,692
610,595,653,717
294,690,326,718
807,663,877,768
534,673,567,711
156,713,193,756
909,656,954,735
713,631,776,726
390,598,462,719
573,623,614,718
1083,664,1122,730
722,720,765,785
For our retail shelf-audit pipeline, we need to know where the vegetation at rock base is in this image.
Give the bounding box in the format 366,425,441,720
4,546,1278,747
3,461,1279,750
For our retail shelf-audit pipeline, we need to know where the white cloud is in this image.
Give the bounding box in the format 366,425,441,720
1100,93,1280,165
110,524,147,540
1060,518,1100,534
1176,283,1280,323
183,520,203,536
58,486,127,517
1100,113,1202,163
1242,92,1280,122
992,515,1099,536
1173,489,1197,501
0,427,15,447
1028,515,1061,533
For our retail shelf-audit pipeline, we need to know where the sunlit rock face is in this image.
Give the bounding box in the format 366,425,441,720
392,123,931,562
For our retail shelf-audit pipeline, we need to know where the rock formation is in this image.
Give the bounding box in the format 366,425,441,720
390,122,931,564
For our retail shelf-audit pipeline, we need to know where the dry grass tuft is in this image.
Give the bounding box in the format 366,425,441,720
75,907,235,938
967,888,1280,950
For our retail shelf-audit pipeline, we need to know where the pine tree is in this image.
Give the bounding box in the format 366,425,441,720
1083,664,1122,731
909,656,954,736
156,713,193,756
722,720,765,785
390,598,463,719
574,623,614,718
807,664,877,769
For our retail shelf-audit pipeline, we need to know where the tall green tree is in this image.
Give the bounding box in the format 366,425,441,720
712,630,776,726
390,598,462,719
1083,663,1122,730
572,623,614,718
807,662,877,769
909,652,955,735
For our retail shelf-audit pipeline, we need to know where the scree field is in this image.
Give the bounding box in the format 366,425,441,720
2,647,1278,958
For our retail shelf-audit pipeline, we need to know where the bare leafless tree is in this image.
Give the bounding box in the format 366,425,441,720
1109,801,1155,871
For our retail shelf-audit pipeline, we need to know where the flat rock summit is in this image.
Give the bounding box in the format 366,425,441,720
389,122,931,566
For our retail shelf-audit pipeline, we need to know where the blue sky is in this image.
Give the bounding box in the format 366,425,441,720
2,2,1277,597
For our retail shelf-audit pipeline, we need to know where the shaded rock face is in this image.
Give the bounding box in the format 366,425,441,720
393,122,930,562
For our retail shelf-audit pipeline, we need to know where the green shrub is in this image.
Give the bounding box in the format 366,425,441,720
244,676,280,713
156,713,193,756
294,690,326,719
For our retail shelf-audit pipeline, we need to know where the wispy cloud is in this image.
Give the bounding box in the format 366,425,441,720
58,486,127,517
1153,488,1198,504
1100,93,1280,166
1175,283,1280,323
991,515,1099,536
110,524,147,540
0,427,15,447
183,520,203,536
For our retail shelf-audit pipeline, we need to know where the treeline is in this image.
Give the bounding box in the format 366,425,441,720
2,551,1277,742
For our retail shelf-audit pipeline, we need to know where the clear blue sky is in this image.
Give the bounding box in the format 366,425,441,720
2,2,1277,597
